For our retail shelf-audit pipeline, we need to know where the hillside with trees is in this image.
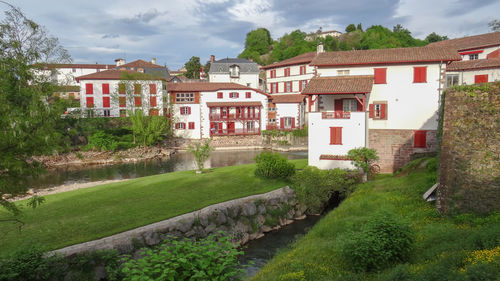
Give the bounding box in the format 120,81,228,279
238,24,448,65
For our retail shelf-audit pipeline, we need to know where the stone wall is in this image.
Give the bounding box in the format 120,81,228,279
51,187,307,257
369,129,438,173
438,82,500,215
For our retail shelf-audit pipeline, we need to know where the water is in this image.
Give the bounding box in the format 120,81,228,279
30,150,307,190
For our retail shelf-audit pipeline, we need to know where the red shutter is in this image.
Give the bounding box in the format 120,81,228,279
85,83,93,94
334,99,343,112
380,104,387,119
102,83,110,94
280,118,284,129
299,80,302,91
356,100,363,112
290,81,293,92
135,97,142,106
330,127,342,145
374,68,386,84
118,83,126,94
86,97,94,107
246,92,251,98
134,84,141,94
217,92,223,99
188,107,191,115
474,74,488,83
150,96,157,107
414,67,427,83
369,104,375,118
291,118,295,129
150,109,159,116
218,122,223,133
119,97,126,107
189,122,195,129
414,130,427,148
103,97,110,108
149,84,157,94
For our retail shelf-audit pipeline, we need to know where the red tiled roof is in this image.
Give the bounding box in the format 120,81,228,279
301,75,374,95
75,69,164,82
428,32,500,51
310,47,461,67
447,58,500,71
117,59,164,69
270,94,305,103
37,63,115,70
262,52,317,69
206,101,262,107
167,82,270,96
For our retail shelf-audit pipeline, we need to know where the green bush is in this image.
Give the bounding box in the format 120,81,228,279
337,212,414,272
86,130,118,151
120,233,244,281
347,147,379,176
291,126,308,137
464,262,499,281
291,166,357,214
254,152,295,179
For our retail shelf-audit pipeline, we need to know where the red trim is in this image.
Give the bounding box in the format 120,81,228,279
102,97,110,108
319,155,351,160
459,50,484,55
302,91,371,95
311,58,461,67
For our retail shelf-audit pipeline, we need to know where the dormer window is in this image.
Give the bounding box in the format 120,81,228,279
229,65,240,77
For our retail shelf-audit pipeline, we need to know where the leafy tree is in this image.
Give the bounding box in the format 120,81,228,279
0,4,71,215
184,56,202,79
129,110,169,147
203,60,211,75
348,147,379,181
187,139,214,173
243,28,273,55
345,24,357,33
488,19,500,31
357,23,363,31
271,30,315,62
425,32,449,43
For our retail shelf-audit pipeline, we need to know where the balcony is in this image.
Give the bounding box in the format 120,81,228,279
209,113,260,121
211,128,260,136
321,111,351,119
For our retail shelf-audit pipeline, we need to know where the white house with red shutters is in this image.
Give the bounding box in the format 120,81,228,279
267,94,306,130
303,46,461,172
167,82,269,139
75,69,165,117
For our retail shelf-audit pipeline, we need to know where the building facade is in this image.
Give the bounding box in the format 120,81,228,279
208,57,260,89
429,32,500,61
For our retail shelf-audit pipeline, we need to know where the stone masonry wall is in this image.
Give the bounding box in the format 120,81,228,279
369,129,438,173
438,83,500,215
51,187,307,257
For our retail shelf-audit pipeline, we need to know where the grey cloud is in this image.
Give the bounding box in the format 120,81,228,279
102,34,120,39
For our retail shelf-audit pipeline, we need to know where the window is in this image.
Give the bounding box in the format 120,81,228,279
369,102,387,120
343,99,357,112
270,70,276,78
374,68,387,84
217,92,223,99
284,68,291,77
188,122,195,130
299,80,308,91
474,74,488,84
414,130,427,148
413,67,427,83
103,97,110,108
150,96,157,107
229,92,239,98
72,68,76,73
246,92,251,98
120,109,127,117
300,65,306,75
246,83,251,87
268,107,276,111
175,122,186,129
330,127,342,145
246,121,255,130
285,81,292,92
118,83,126,94
176,93,194,102
337,70,349,75
229,65,240,77
99,84,109,95
149,84,157,95
103,110,110,117
446,74,459,88
134,84,141,94
180,106,191,115
270,83,278,94
85,83,93,94
469,54,479,60
134,97,142,107
149,109,159,116
269,118,276,122
280,117,295,129
86,97,94,108
119,97,126,108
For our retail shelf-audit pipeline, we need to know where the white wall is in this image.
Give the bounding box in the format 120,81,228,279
275,102,304,128
266,64,314,94
308,112,366,168
173,104,201,139
208,73,259,89
460,46,500,60
448,68,500,85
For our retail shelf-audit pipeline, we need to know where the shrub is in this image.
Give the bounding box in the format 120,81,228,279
337,212,414,272
120,233,244,281
187,139,214,172
254,151,295,179
291,166,356,214
291,126,308,137
347,147,379,177
86,130,118,151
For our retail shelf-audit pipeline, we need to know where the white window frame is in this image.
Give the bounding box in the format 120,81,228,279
337,70,350,75
283,117,293,129
343,99,357,112
176,93,194,103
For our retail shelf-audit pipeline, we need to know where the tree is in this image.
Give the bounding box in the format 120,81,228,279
488,19,500,31
129,110,170,147
345,24,357,33
425,32,449,43
187,140,213,173
0,4,71,216
347,147,379,181
357,23,363,32
243,28,273,55
184,56,201,79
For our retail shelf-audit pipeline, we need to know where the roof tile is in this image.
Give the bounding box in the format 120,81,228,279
167,82,270,96
270,94,306,103
302,75,374,94
75,69,163,81
447,58,500,71
428,32,500,51
262,52,317,69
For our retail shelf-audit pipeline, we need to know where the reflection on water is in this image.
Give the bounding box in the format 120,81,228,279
30,150,307,190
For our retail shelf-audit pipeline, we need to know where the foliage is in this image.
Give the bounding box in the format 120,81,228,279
184,56,202,79
120,233,244,281
86,130,118,151
291,126,308,137
187,139,214,172
347,147,379,175
238,28,273,64
337,211,414,272
254,152,296,179
489,19,500,31
129,110,170,146
345,24,357,33
291,166,357,214
425,32,449,43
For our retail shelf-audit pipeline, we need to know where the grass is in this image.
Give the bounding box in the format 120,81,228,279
0,159,307,256
250,159,500,281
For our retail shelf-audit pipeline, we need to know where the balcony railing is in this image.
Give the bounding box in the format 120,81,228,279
321,111,351,119
210,128,260,136
210,113,260,121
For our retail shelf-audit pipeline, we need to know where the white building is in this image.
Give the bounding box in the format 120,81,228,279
306,29,343,41
37,63,115,86
429,31,500,61
167,82,269,139
208,57,260,89
268,94,306,130
304,46,461,172
446,58,500,86
75,69,165,117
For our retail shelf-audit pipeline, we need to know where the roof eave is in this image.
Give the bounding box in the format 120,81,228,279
311,58,462,67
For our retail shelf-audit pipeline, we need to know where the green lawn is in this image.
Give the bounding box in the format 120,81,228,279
250,161,500,281
0,159,307,256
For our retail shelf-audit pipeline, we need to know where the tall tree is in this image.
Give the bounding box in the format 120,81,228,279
425,32,449,43
243,28,272,55
184,56,201,79
345,24,357,33
489,19,500,31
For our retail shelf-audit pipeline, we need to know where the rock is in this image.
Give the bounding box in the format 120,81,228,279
205,223,217,234
94,265,107,280
185,230,196,237
143,232,160,246
296,204,307,216
226,217,235,226
227,205,240,218
284,219,294,225
294,214,307,220
256,215,266,227
239,233,250,245
286,209,295,219
199,215,209,227
26,188,36,195
215,211,227,225
177,217,194,233
241,201,257,216
193,226,207,238
261,225,273,233
1,193,12,200
257,204,267,214
234,221,250,234
249,233,264,241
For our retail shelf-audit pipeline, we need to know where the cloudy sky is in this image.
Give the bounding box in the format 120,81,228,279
3,0,499,69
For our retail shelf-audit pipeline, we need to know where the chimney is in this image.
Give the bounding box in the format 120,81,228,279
210,55,215,62
317,43,324,54
115,58,125,66
151,58,156,65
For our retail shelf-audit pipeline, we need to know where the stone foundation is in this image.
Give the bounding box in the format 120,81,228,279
368,129,437,173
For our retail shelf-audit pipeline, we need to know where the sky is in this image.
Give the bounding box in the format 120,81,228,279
3,0,499,69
